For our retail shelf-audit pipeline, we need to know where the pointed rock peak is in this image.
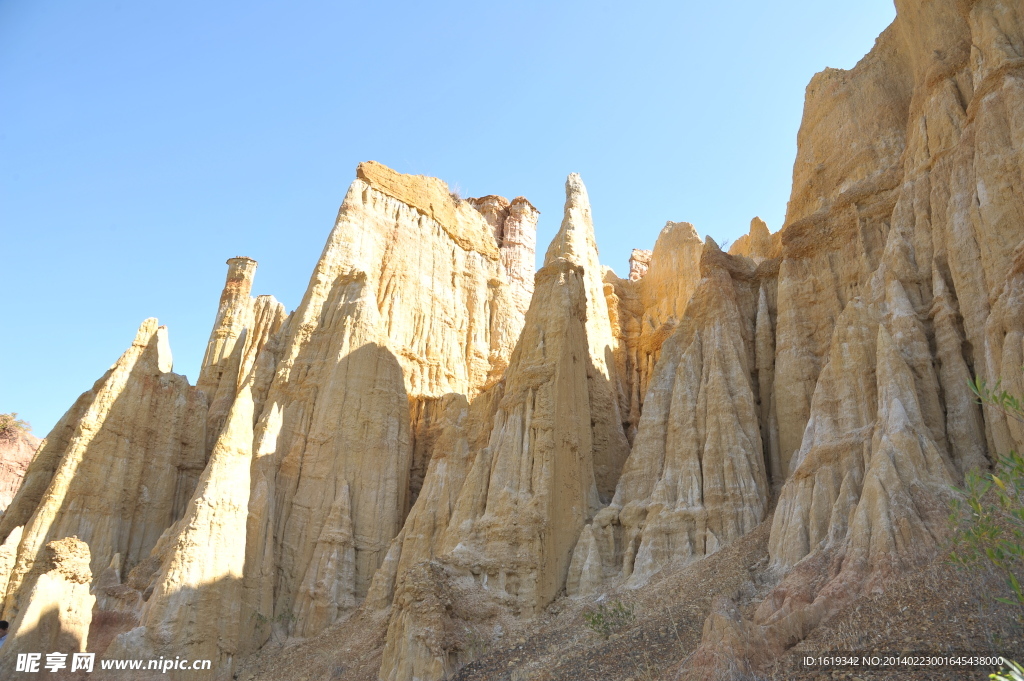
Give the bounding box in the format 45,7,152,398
879,223,919,282
876,322,898,365
565,172,589,212
544,173,599,267
757,284,770,312
132,317,161,347
884,274,916,316
730,217,780,262
658,220,701,244
875,323,918,416
932,263,963,311
155,326,173,373
130,318,173,373
932,263,949,298
701,234,757,281
646,221,703,275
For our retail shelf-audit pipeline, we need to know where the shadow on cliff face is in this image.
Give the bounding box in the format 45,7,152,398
0,323,208,625
245,307,414,647
91,574,245,681
593,343,630,505
0,604,76,678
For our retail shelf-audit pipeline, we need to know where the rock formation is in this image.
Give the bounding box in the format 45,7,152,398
2,2,1023,678
0,427,39,514
374,174,634,679
543,174,631,500
728,217,780,264
0,526,23,611
103,380,262,679
605,221,706,441
0,537,94,678
628,248,651,281
197,257,287,456
467,194,539,319
568,238,770,595
0,319,207,623
236,162,526,650
679,1,1024,674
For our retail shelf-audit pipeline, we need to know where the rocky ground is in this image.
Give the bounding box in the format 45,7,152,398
236,511,1021,681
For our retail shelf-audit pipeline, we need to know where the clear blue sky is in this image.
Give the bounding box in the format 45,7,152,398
1,0,896,436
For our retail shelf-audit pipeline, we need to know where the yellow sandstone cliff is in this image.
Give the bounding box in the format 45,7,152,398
1,1,1022,678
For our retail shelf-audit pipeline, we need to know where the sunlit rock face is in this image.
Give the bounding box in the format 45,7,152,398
1,2,1022,679
375,174,639,680
689,0,1024,672
467,194,540,321
628,248,652,281
568,238,771,596
238,161,529,661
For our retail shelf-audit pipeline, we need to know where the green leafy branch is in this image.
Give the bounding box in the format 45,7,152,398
0,413,30,439
992,658,1024,681
950,377,1024,621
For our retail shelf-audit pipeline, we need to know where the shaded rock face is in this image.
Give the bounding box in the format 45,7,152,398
0,537,94,678
197,257,287,457
0,319,208,624
237,161,528,656
605,221,707,445
568,239,770,595
0,429,39,514
374,176,640,680
1,2,1022,679
103,381,264,680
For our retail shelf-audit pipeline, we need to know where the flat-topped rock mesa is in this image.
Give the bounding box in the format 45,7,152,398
1,1,1022,678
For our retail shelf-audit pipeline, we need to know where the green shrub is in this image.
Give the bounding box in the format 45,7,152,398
582,600,635,638
949,378,1024,620
949,376,1024,678
0,413,30,439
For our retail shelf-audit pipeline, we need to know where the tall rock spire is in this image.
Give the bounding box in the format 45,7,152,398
544,173,631,499
377,246,602,681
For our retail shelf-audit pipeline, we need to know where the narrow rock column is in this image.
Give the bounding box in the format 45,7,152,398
543,174,631,499
501,197,539,317
466,195,510,244
198,257,258,394
196,257,268,456
468,195,539,320
628,249,652,281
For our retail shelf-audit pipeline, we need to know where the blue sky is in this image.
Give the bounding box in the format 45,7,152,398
1,0,896,436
